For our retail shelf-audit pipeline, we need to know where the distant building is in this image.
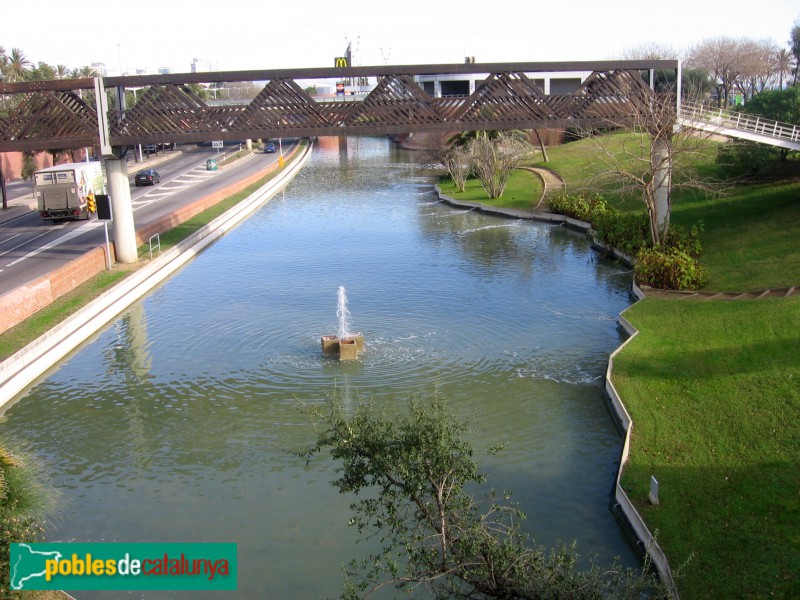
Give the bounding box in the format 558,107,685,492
91,62,107,77
158,67,172,75
415,67,588,98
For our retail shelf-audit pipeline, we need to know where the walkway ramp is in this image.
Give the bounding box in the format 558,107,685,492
679,101,800,151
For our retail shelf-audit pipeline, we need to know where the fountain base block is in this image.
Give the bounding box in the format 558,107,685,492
320,333,365,360
338,338,359,360
321,335,340,355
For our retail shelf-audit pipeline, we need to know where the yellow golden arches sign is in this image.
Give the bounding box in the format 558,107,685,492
334,57,348,68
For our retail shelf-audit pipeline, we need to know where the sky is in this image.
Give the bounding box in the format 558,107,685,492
2,0,799,76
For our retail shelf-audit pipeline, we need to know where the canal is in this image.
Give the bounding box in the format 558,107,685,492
3,136,639,598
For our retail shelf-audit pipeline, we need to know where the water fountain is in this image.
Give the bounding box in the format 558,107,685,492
321,286,364,360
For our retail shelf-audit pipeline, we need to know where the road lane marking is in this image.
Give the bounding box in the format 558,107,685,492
0,234,22,246
0,225,67,259
6,221,102,267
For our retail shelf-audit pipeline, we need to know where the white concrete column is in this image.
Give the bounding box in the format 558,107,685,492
104,157,138,264
434,80,442,98
652,135,672,235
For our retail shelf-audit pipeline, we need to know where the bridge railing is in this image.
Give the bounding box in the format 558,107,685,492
680,101,800,144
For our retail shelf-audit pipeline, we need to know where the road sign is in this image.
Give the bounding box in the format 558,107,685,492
95,194,112,221
212,140,223,149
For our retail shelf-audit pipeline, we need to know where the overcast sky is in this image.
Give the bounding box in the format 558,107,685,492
4,0,799,75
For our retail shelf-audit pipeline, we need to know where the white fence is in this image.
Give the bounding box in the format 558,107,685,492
680,101,800,150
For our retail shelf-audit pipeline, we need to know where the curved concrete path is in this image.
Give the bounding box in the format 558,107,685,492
519,166,565,211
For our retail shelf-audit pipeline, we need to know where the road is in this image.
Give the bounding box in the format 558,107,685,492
0,141,297,297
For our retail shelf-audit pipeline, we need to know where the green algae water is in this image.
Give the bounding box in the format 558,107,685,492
3,137,640,598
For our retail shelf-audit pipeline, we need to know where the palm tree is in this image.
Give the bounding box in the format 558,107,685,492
773,49,795,89
7,48,31,82
7,48,31,81
791,23,800,85
55,64,70,79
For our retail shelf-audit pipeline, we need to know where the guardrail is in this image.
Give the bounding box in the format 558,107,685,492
680,101,800,145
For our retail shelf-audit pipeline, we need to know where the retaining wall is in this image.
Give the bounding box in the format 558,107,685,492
0,247,113,335
0,142,313,410
436,185,678,597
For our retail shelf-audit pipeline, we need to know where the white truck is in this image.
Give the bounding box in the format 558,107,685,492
34,161,105,222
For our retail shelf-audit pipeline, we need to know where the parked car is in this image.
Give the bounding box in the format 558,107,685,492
264,142,277,153
144,144,157,154
134,169,161,186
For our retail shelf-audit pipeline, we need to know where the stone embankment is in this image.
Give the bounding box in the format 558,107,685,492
0,142,313,409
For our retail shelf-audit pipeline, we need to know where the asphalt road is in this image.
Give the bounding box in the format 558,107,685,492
0,141,297,297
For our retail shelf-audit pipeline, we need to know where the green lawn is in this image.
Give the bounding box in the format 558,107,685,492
539,134,800,597
437,169,542,212
614,297,800,598
538,135,800,291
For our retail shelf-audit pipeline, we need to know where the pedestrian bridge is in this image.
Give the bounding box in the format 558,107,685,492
679,101,800,151
0,60,676,153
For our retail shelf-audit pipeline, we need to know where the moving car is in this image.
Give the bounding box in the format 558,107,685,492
134,168,161,186
264,142,277,153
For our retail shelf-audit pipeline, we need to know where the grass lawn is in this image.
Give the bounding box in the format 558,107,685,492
613,297,800,598
437,169,542,212
539,133,800,597
538,135,800,291
0,270,130,362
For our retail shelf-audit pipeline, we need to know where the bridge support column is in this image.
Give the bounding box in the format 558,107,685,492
651,134,672,239
105,157,138,264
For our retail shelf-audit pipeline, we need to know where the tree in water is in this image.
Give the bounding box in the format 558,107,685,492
298,390,666,599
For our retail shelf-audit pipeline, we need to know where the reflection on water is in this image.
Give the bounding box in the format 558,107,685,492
3,137,638,598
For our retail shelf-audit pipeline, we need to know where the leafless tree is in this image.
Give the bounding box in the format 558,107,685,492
735,39,780,101
687,37,749,106
580,94,722,246
468,132,531,199
620,42,682,61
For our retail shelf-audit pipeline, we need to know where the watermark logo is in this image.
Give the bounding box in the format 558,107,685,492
10,543,237,590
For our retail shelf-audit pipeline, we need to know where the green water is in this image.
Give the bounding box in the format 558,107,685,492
3,137,639,598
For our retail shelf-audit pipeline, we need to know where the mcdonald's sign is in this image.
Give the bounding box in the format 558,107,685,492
334,56,348,68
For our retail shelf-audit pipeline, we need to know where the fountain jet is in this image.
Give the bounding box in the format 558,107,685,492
321,287,364,360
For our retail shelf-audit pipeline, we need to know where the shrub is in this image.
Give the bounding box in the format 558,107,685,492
663,223,704,258
547,192,609,223
716,142,780,178
0,444,54,598
634,247,710,290
592,211,650,257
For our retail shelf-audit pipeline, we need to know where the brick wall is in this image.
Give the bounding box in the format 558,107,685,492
0,246,109,335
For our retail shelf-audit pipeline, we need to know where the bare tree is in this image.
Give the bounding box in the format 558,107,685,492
581,94,722,246
687,37,748,106
620,42,681,61
468,132,531,199
736,39,779,101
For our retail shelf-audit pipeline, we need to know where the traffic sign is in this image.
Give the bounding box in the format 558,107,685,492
212,140,223,149
95,195,112,221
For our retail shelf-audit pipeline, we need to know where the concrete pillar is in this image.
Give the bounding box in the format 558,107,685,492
245,139,253,151
651,134,672,237
105,157,138,264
